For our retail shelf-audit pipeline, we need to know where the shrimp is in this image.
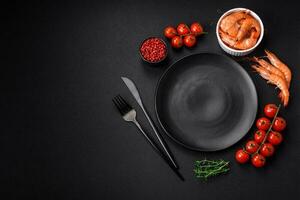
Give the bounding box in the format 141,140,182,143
233,30,258,50
236,16,261,41
226,18,245,37
220,11,247,37
219,11,261,50
252,65,289,106
265,50,292,100
265,50,292,87
251,65,271,81
219,29,236,47
252,57,286,81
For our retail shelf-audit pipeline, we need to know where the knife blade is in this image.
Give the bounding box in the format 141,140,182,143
121,76,178,169
121,77,143,106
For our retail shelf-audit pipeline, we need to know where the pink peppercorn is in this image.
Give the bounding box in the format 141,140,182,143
140,38,167,63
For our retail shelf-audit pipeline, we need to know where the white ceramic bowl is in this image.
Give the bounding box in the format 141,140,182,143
216,8,264,56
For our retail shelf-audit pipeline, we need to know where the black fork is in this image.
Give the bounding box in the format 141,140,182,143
112,95,184,181
112,95,133,117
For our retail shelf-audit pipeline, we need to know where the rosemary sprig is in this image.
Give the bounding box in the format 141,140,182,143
194,159,230,180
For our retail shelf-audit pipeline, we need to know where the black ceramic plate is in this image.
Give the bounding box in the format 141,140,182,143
155,53,257,151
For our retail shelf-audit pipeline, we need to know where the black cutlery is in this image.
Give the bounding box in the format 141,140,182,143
121,77,178,169
112,95,184,181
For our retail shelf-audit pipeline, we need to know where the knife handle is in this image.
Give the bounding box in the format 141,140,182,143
140,104,178,169
132,119,184,181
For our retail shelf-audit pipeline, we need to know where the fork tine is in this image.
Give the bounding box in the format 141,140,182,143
112,97,120,113
112,96,125,115
118,95,132,113
116,95,129,113
115,95,126,113
113,95,133,116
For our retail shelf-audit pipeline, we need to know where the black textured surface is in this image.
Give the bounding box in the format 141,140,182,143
2,1,300,200
156,53,257,151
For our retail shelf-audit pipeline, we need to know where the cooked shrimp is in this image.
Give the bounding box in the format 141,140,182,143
219,11,261,50
236,16,261,41
219,29,236,47
265,50,292,100
251,65,271,81
226,21,242,38
265,50,292,87
252,65,289,106
233,30,258,50
220,11,247,37
252,57,286,81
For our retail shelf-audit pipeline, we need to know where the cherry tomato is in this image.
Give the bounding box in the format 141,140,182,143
235,149,250,164
183,35,197,47
273,117,286,132
164,26,177,39
260,143,275,157
254,130,266,144
256,117,271,131
251,154,266,168
264,104,278,118
171,36,183,48
190,22,203,36
267,131,283,145
177,23,190,35
245,140,259,154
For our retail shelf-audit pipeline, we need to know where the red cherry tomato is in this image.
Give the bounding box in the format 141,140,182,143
267,131,283,145
183,35,197,47
273,117,286,132
260,143,275,157
264,104,278,118
256,117,271,131
171,36,183,48
235,149,250,164
177,23,190,35
190,22,203,36
254,130,266,144
251,154,266,168
164,26,177,39
245,140,259,154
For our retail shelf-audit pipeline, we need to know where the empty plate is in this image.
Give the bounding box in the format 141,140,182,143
155,53,257,151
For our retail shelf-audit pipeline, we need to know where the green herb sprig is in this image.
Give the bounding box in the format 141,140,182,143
194,159,230,180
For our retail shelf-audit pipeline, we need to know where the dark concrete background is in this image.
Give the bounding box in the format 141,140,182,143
2,0,300,199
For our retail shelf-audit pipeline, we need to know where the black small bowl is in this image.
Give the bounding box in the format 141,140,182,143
139,37,168,64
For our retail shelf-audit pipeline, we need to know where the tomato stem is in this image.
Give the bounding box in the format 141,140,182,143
176,32,208,38
253,104,281,155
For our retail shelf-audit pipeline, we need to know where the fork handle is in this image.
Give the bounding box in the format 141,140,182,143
132,120,161,153
132,120,184,181
140,105,178,169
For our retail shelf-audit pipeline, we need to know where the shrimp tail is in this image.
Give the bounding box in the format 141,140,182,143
283,94,289,107
279,92,284,102
280,90,289,107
